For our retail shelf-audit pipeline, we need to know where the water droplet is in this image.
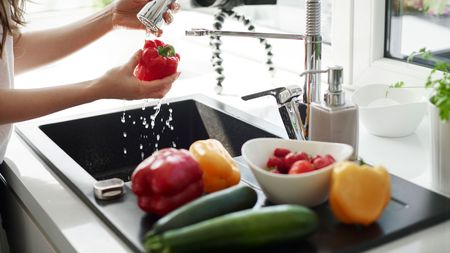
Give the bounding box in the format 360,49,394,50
156,134,160,141
123,148,127,155
172,141,177,147
132,121,136,125
139,144,143,150
165,109,173,128
121,113,126,123
150,99,163,129
123,132,127,138
141,152,145,160
128,115,131,118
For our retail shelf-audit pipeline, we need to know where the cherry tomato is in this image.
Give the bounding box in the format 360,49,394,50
267,156,284,169
310,154,321,163
289,160,315,174
273,148,291,158
325,154,336,163
284,152,309,168
313,155,335,169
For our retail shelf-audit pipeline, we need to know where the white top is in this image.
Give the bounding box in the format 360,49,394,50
0,30,14,163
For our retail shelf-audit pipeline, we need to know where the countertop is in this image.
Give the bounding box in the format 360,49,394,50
5,10,450,253
5,78,450,253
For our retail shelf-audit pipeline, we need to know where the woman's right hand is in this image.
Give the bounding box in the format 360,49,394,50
91,50,179,100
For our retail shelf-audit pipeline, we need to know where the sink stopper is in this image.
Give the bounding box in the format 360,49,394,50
93,178,125,200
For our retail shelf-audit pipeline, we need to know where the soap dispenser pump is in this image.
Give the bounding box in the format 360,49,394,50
302,66,359,160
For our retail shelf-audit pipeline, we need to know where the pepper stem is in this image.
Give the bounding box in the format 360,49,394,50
157,45,177,57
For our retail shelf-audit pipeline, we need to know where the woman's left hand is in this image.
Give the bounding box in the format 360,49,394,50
111,0,180,31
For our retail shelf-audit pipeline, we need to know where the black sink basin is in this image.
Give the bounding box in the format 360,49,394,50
38,97,280,182
16,94,284,252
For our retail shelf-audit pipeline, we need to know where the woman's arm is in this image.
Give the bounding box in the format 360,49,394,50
13,0,177,74
0,50,178,124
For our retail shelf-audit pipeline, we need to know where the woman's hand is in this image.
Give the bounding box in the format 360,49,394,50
111,0,180,34
91,50,179,100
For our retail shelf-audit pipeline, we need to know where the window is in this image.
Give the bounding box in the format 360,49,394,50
331,0,447,88
385,0,450,68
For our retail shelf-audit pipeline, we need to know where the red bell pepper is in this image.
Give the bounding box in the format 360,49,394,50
134,39,180,81
131,148,203,216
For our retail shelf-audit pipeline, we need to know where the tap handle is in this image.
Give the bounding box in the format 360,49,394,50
241,87,286,101
242,86,302,104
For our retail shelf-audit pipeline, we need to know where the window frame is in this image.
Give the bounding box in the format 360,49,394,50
331,0,433,89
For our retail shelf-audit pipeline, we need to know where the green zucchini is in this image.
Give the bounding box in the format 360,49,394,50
145,205,319,253
150,184,258,235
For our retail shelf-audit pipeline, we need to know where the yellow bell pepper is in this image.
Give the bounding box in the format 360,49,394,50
329,161,391,226
189,139,240,193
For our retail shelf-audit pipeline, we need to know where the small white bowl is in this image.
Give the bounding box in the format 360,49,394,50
241,138,353,206
351,84,427,137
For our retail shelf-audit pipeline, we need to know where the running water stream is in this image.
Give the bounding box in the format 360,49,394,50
121,99,176,160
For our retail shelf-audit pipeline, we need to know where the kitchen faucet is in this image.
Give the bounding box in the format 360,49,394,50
242,86,306,140
186,0,322,140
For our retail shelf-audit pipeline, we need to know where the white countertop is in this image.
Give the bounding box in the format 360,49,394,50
5,10,450,253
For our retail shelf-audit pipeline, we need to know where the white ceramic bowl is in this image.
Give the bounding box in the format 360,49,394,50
241,138,353,207
351,84,427,137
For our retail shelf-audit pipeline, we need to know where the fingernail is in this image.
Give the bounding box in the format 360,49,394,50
171,3,180,12
166,13,173,24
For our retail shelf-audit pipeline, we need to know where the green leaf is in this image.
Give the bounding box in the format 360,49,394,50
419,48,433,60
407,48,433,63
390,81,405,88
386,81,405,97
400,48,449,122
359,158,366,166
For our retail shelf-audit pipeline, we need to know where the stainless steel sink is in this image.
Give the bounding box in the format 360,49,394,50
16,94,284,252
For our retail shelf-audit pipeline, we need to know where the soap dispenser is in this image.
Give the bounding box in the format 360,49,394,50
306,66,359,160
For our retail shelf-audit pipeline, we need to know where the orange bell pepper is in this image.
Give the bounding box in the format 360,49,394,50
189,139,240,193
329,161,391,226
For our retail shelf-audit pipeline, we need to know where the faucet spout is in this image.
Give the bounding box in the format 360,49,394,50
186,28,305,40
186,0,322,140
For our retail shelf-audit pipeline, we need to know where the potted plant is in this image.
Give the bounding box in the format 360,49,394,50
391,49,449,195
423,53,450,196
405,48,450,195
